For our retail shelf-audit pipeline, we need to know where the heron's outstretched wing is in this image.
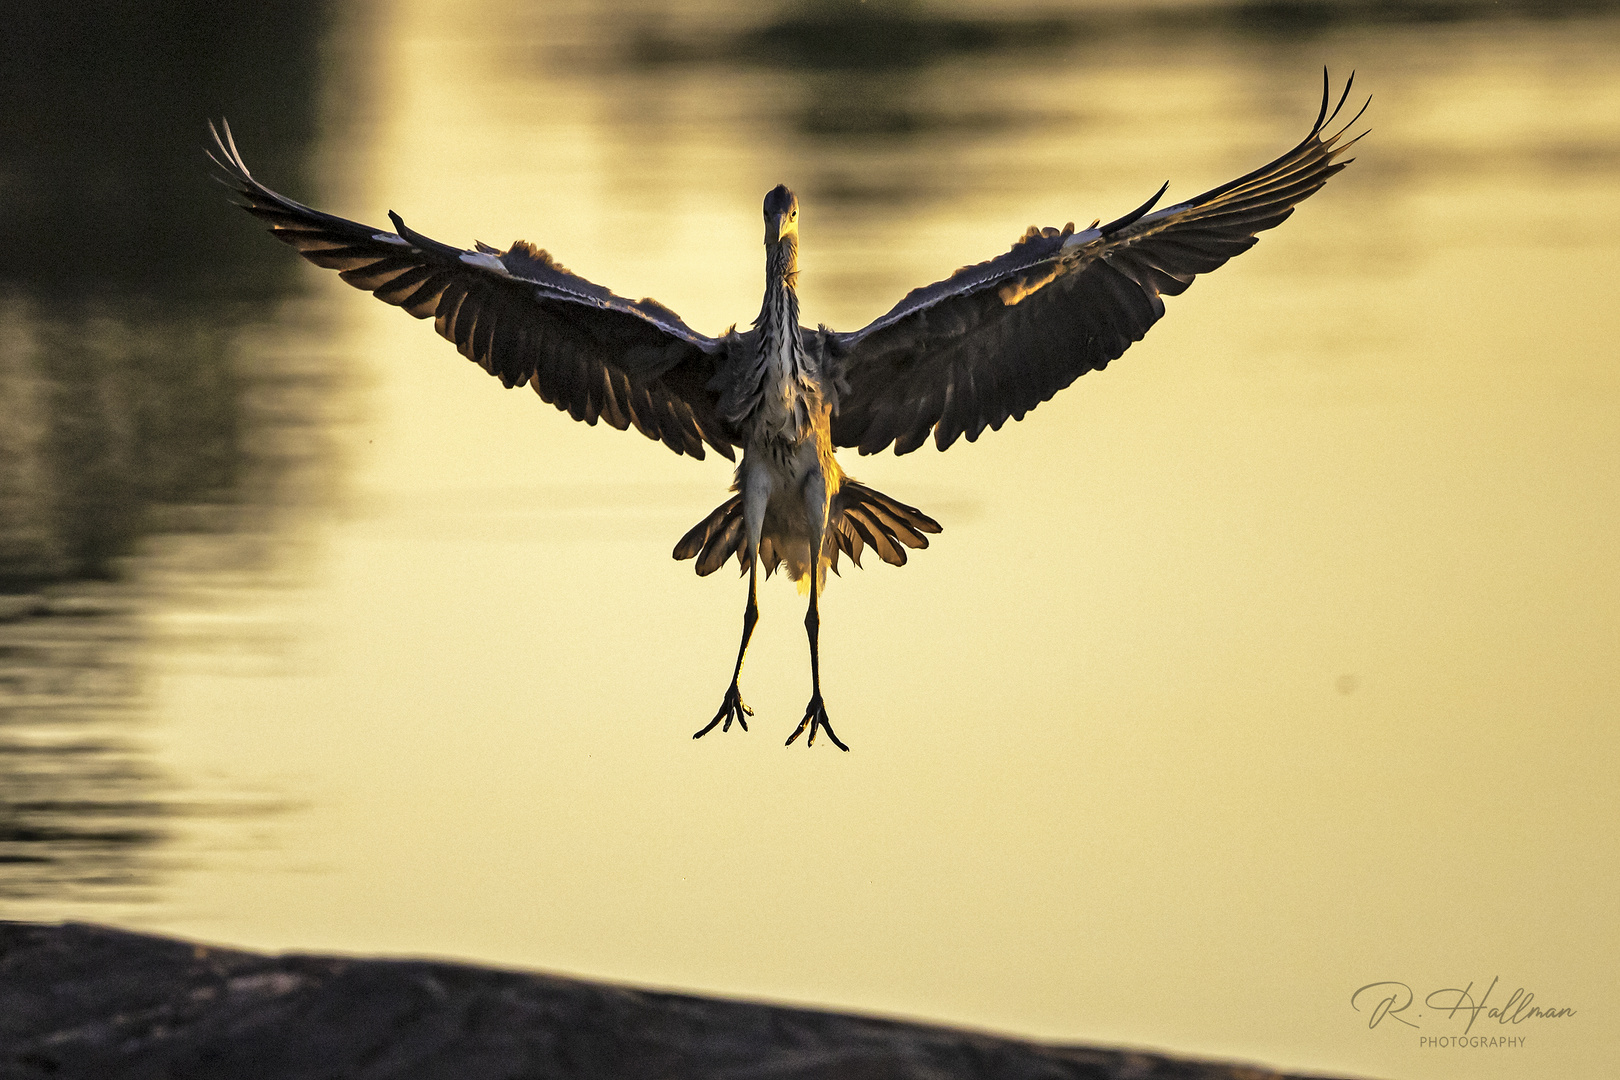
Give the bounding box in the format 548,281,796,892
209,123,737,460
828,71,1367,456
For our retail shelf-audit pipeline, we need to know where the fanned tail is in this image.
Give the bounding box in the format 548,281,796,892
671,481,942,579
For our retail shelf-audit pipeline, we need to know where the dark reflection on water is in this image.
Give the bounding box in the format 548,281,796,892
0,590,159,901
626,0,1620,73
0,3,343,904
631,0,1079,71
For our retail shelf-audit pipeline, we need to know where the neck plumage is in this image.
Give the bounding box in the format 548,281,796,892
757,238,799,330
749,238,815,441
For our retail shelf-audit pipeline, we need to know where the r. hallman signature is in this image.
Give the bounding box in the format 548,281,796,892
1352,978,1576,1034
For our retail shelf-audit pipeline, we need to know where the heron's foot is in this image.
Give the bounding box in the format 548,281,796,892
693,682,752,740
784,693,849,751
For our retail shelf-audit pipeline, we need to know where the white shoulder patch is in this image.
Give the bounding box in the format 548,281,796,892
1061,227,1103,249
372,232,410,246
459,250,510,275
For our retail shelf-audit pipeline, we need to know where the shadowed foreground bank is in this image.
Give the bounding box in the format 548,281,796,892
0,923,1369,1080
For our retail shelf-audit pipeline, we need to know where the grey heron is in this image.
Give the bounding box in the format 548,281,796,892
210,72,1366,751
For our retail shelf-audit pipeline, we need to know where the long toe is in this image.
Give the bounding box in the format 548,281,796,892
785,695,849,751
694,684,752,740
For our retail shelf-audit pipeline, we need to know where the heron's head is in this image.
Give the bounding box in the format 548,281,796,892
763,184,798,246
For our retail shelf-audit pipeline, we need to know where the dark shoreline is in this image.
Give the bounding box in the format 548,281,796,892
0,921,1370,1079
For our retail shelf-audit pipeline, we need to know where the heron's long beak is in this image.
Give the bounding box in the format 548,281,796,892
766,211,796,245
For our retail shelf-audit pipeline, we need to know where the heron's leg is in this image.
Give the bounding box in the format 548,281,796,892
783,578,849,751
786,476,849,751
693,558,758,739
695,462,770,741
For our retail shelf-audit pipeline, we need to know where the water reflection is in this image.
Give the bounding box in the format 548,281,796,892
0,587,157,901
624,0,1620,73
0,3,344,905
630,0,1083,71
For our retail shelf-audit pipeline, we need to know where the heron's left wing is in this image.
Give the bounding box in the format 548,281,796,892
209,122,737,460
828,71,1367,456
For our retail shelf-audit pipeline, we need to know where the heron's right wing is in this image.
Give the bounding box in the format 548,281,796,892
210,122,737,460
828,71,1366,456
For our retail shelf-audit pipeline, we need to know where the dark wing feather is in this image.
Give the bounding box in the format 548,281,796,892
829,71,1368,456
209,121,737,460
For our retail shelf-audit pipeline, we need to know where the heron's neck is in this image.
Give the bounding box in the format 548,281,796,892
746,238,817,442
757,239,800,330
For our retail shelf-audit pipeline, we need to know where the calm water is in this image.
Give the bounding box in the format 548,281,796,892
2,3,1616,1079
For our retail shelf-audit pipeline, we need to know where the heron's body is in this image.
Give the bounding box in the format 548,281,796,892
730,196,843,591
745,428,841,589
211,72,1366,750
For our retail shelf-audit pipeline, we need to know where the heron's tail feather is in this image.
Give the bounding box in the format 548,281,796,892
672,481,941,579
672,493,744,576
827,480,942,574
